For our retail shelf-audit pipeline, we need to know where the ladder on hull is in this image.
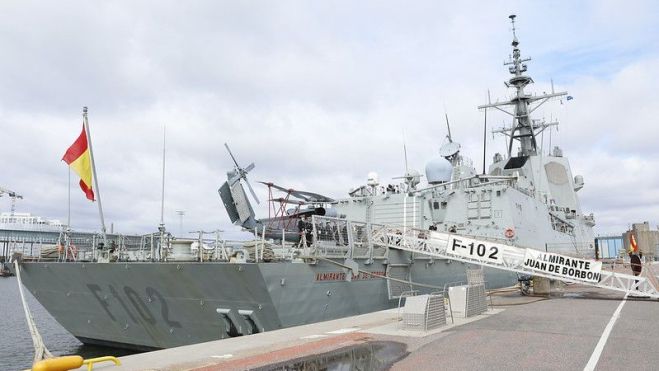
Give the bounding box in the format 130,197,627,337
372,228,659,299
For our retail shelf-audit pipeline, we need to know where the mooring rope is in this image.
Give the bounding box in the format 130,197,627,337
14,260,53,364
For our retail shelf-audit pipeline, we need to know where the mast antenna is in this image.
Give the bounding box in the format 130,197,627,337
509,14,518,45
551,78,555,94
482,90,490,175
160,123,166,229
445,112,453,142
403,129,409,173
480,15,567,158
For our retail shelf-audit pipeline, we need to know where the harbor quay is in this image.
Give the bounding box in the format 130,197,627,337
86,283,659,371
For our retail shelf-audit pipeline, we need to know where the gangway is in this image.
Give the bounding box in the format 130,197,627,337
372,226,659,299
308,216,659,299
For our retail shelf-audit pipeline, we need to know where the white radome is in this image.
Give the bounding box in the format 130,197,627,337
367,171,379,186
425,156,453,184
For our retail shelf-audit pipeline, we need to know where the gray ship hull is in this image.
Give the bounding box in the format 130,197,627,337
19,256,516,350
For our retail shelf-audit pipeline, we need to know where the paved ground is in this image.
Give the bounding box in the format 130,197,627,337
84,284,659,371
393,289,619,370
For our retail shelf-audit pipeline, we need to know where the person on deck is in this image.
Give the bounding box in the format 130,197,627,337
297,217,307,246
630,252,642,277
628,232,642,280
629,251,643,291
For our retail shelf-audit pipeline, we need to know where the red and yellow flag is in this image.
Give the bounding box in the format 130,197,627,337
629,233,638,253
62,125,95,201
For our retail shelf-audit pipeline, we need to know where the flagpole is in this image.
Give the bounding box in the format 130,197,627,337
157,124,167,262
67,168,71,231
66,167,71,261
82,106,108,246
160,123,166,228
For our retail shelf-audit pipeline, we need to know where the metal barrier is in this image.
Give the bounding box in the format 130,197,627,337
400,293,446,331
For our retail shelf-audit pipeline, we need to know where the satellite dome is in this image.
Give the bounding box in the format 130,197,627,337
425,156,452,184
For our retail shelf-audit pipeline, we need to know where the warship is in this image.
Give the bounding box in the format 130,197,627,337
15,16,595,351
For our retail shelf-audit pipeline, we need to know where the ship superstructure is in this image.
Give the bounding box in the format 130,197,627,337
322,14,595,256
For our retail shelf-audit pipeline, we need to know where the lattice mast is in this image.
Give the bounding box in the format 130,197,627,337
479,15,567,158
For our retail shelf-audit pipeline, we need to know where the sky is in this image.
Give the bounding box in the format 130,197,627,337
1,1,658,239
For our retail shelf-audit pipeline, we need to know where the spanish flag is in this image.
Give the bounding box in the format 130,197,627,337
629,233,638,253
62,125,95,201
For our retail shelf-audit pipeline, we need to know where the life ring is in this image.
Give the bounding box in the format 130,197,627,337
504,228,515,239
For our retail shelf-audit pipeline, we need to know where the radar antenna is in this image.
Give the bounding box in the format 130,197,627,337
509,14,518,46
478,15,567,157
394,133,422,190
224,143,260,204
438,113,460,163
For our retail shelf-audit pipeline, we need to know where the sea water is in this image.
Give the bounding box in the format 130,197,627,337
0,277,136,370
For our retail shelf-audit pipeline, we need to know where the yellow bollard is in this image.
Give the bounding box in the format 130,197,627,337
32,356,84,371
30,355,121,371
82,356,121,371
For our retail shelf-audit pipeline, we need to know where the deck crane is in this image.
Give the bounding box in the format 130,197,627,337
0,186,23,217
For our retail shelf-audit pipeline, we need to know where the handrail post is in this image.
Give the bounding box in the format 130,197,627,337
311,215,317,249
346,221,354,259
366,222,373,263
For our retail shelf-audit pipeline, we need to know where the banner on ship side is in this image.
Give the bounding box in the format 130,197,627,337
523,249,602,283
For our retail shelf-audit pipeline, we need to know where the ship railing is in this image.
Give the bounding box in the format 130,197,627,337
113,232,241,263
0,229,150,262
468,177,517,190
309,215,442,261
1,235,56,261
309,216,389,260
9,227,281,263
413,175,517,196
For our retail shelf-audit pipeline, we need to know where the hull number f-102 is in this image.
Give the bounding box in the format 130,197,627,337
446,236,503,265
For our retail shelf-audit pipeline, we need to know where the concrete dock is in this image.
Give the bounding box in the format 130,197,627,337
85,284,659,371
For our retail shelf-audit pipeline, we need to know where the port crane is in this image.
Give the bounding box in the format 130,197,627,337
0,186,23,217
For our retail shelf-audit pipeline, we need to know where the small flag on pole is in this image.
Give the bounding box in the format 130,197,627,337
62,125,95,201
629,233,638,253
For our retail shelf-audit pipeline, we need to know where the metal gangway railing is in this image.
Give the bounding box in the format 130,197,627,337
368,226,659,299
307,216,659,299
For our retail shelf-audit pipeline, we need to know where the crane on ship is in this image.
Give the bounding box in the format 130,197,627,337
0,186,23,217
